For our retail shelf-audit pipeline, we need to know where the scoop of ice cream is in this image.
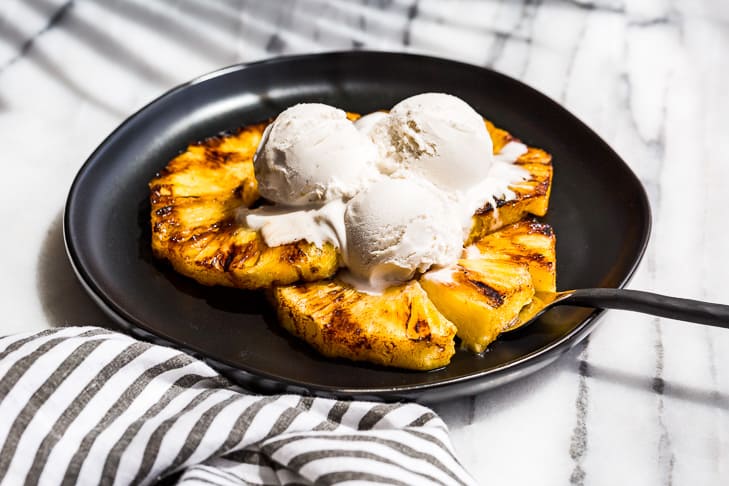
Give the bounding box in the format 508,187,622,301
253,103,377,206
344,177,463,287
354,111,389,137
370,93,493,190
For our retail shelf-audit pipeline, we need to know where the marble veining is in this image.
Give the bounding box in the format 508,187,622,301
570,350,590,486
0,0,727,484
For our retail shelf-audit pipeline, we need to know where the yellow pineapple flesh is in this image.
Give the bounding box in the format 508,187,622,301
471,219,557,293
421,258,534,353
421,219,557,353
273,280,456,370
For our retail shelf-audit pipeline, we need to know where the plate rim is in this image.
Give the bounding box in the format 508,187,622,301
64,50,652,398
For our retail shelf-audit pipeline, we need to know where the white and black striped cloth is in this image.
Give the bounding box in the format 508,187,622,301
0,327,476,485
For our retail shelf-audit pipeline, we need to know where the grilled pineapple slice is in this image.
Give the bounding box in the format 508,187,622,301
273,280,456,370
471,219,557,293
421,219,556,353
149,125,339,288
421,258,534,353
468,121,553,244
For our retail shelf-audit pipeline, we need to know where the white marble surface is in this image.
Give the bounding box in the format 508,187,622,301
1,0,728,484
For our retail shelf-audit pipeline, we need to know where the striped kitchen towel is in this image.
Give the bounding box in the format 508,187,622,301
0,326,476,485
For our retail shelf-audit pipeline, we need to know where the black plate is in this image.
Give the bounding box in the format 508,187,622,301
64,52,650,403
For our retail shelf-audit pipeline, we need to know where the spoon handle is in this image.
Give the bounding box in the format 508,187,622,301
565,288,729,328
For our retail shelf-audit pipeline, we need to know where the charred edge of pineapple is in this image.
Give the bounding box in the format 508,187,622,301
521,219,554,237
190,121,271,148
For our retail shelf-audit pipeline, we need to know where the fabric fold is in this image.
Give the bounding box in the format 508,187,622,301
0,327,475,486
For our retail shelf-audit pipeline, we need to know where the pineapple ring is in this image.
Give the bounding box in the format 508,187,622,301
149,123,339,289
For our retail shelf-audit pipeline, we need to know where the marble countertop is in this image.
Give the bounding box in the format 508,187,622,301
1,0,728,484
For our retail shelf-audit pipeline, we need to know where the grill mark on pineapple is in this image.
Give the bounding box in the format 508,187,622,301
154,205,173,217
475,197,513,214
458,270,505,307
279,243,307,264
504,250,550,267
472,159,551,216
523,220,554,237
533,179,550,196
222,248,237,272
187,222,231,242
411,320,432,342
201,148,230,169
208,252,227,270
404,301,414,334
223,240,261,270
182,225,238,263
305,288,344,317
325,308,373,351
404,301,432,342
327,308,350,330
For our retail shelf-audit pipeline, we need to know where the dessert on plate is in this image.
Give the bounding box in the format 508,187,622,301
149,93,555,370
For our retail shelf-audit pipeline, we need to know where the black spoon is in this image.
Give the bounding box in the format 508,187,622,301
504,288,729,333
